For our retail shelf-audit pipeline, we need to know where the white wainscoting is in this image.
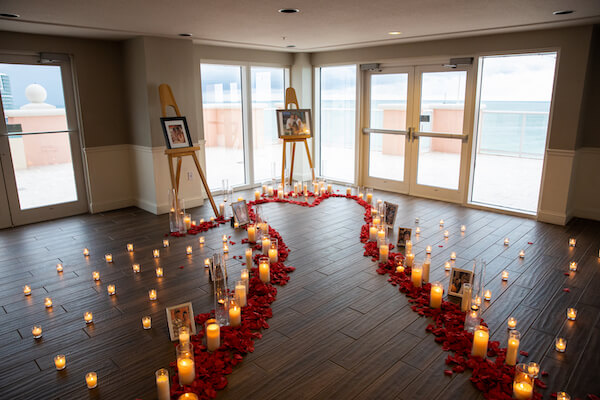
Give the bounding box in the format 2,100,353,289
537,148,576,225
572,147,600,222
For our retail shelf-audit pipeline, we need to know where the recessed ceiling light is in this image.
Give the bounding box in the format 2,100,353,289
0,13,20,18
179,33,193,37
278,8,300,14
553,10,574,15
286,45,296,48
388,31,402,35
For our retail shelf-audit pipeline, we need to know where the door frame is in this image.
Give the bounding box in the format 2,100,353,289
0,53,88,226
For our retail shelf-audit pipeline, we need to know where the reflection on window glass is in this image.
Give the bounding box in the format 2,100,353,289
471,53,556,213
320,65,356,183
201,64,246,189
419,71,466,134
251,67,285,183
369,73,408,131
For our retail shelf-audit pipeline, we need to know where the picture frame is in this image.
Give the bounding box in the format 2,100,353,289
447,267,474,298
276,109,313,138
160,116,193,149
231,200,250,226
165,301,196,341
397,227,412,248
384,201,398,227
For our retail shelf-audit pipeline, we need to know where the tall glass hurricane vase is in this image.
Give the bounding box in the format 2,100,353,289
212,254,229,326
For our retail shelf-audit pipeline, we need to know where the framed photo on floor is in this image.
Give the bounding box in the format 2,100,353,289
397,227,411,248
231,200,250,226
160,116,193,149
448,267,474,298
384,201,398,227
276,109,312,138
166,301,196,341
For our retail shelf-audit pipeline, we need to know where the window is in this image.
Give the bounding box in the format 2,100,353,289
201,64,288,190
318,65,357,183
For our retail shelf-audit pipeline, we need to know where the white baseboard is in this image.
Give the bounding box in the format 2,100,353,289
90,198,136,213
537,209,572,225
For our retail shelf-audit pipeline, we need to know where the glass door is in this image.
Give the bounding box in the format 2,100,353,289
0,54,87,226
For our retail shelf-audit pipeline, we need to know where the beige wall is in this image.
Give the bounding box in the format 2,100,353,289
0,31,129,148
578,25,600,148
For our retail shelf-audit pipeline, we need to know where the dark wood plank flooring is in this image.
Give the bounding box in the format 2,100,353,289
0,187,599,399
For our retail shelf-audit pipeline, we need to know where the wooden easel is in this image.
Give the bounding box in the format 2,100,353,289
159,84,219,217
281,88,315,186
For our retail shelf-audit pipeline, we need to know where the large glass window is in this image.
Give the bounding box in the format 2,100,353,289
470,53,557,213
319,65,356,183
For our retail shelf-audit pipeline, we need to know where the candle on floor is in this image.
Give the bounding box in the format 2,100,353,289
192,220,196,226
219,203,225,217
405,253,414,267
415,227,421,234
235,280,247,307
54,354,66,370
358,192,364,200
508,317,517,330
444,261,451,271
56,263,63,273
238,196,244,202
527,362,539,378
163,239,169,247
377,228,386,245
127,243,134,252
461,225,466,232
177,344,195,385
179,326,190,346
460,283,472,312
221,234,227,243
513,381,533,400
422,256,431,283
107,284,116,296
105,253,113,263
200,218,205,224
259,257,270,283
156,369,170,400
186,246,193,255
425,245,432,254
484,290,492,301
327,184,332,193
411,264,422,288
92,271,100,281
369,225,377,241
223,243,229,253
430,282,443,308
373,216,381,226
262,184,267,195
229,301,241,327
379,244,389,263
149,289,157,301
278,187,284,199
133,263,141,273
472,325,489,358
569,261,577,271
156,267,163,277
206,322,220,351
262,236,271,255
502,270,509,281
444,230,449,238
247,224,256,243
504,238,510,246
204,258,210,268
506,330,520,366
153,249,160,258
245,248,253,267
84,311,93,324
45,297,52,308
269,240,278,263
566,308,577,321
268,186,274,197
405,240,412,253
83,248,90,256
24,285,32,296
396,264,405,273
142,316,152,329
569,238,576,247
183,214,192,230
254,190,261,201
241,269,249,292
86,372,98,389
415,217,420,223
346,187,352,196
519,250,525,258
556,392,571,400
439,219,444,226
555,337,567,352
199,236,205,245
473,295,482,307
450,252,456,261
366,193,373,204
32,325,42,339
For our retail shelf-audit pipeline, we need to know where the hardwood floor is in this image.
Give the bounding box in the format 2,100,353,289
0,188,599,399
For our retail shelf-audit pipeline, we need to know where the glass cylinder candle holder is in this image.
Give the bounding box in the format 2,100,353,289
176,344,195,385
199,236,205,245
473,295,482,308
247,224,257,243
56,263,63,273
555,337,567,352
235,280,247,307
142,316,152,329
259,256,270,283
83,248,90,256
107,284,116,296
504,237,510,246
155,266,163,277
557,392,571,400
411,263,422,288
269,238,278,263
241,269,249,292
472,325,489,358
86,372,98,389
568,238,576,247
513,363,534,399
179,325,190,347
506,330,521,366
461,283,472,312
105,253,113,263
405,252,414,267
262,235,271,255
153,249,160,258
84,311,93,324
127,243,134,252
569,261,577,271
405,240,412,254
92,271,100,281
369,223,377,241
183,213,192,230
379,244,389,263
24,285,32,296
156,368,170,400
44,297,53,308
205,319,220,351
245,248,253,267
186,246,193,255
366,188,373,204
377,229,386,247
149,289,157,301
508,317,517,330
32,325,42,339
430,282,443,309
566,308,577,321
162,239,169,248
501,270,509,281
372,216,381,227
54,354,66,370
133,264,141,273
229,298,241,327
422,256,431,284
464,305,480,333
396,258,405,273
527,362,540,378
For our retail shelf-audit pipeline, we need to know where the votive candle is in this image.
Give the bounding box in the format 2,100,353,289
186,246,192,255
24,285,32,296
569,261,577,271
430,282,443,308
508,317,517,330
44,297,53,308
153,249,160,258
444,230,449,238
450,252,456,261
92,271,100,281
557,392,571,400
346,187,351,196
83,248,90,256
472,325,489,358
519,250,525,258
426,245,432,254
107,284,116,296
142,316,152,329
133,263,141,273
555,337,566,352
439,219,444,226
54,354,66,370
105,253,113,263
86,372,98,389
149,289,157,301
199,236,205,245
569,238,576,247
415,227,421,234
84,311,93,324
156,266,163,277
56,263,63,273
484,290,492,301
223,243,229,253
504,238,510,246
502,270,509,281
32,325,42,339
204,258,210,268
444,261,451,271
163,239,169,247
461,225,466,232
513,381,533,400
127,243,134,252
566,308,577,321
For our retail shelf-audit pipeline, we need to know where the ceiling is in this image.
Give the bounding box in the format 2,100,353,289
0,0,599,52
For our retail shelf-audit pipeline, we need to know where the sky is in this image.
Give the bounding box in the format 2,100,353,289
0,63,65,109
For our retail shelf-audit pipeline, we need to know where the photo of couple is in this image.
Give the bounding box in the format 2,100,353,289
277,109,312,138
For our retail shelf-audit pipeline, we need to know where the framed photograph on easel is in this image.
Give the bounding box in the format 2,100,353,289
276,109,312,138
160,116,193,149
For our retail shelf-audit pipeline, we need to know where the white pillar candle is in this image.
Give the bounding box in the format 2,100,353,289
127,243,134,252
513,382,533,400
24,285,32,296
377,229,386,244
235,282,247,307
84,311,93,324
245,248,253,267
247,225,256,243
369,226,377,241
379,244,389,263
241,269,249,292
262,184,267,194
179,326,190,346
411,264,422,288
346,187,352,196
472,326,489,358
262,237,271,255
229,304,241,327
506,330,520,366
422,256,431,283
219,203,225,216
255,190,261,200
86,372,97,389
405,253,414,267
313,182,318,194
32,325,43,338
206,323,220,351
372,216,381,226
183,215,192,230
156,369,170,400
177,357,195,385
327,184,332,193
366,193,373,204
269,246,278,263
405,240,412,253
259,257,270,283
461,284,472,312
430,282,443,308
142,316,152,329
54,355,66,370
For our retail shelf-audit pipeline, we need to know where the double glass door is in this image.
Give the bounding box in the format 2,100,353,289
0,54,87,227
363,65,471,203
